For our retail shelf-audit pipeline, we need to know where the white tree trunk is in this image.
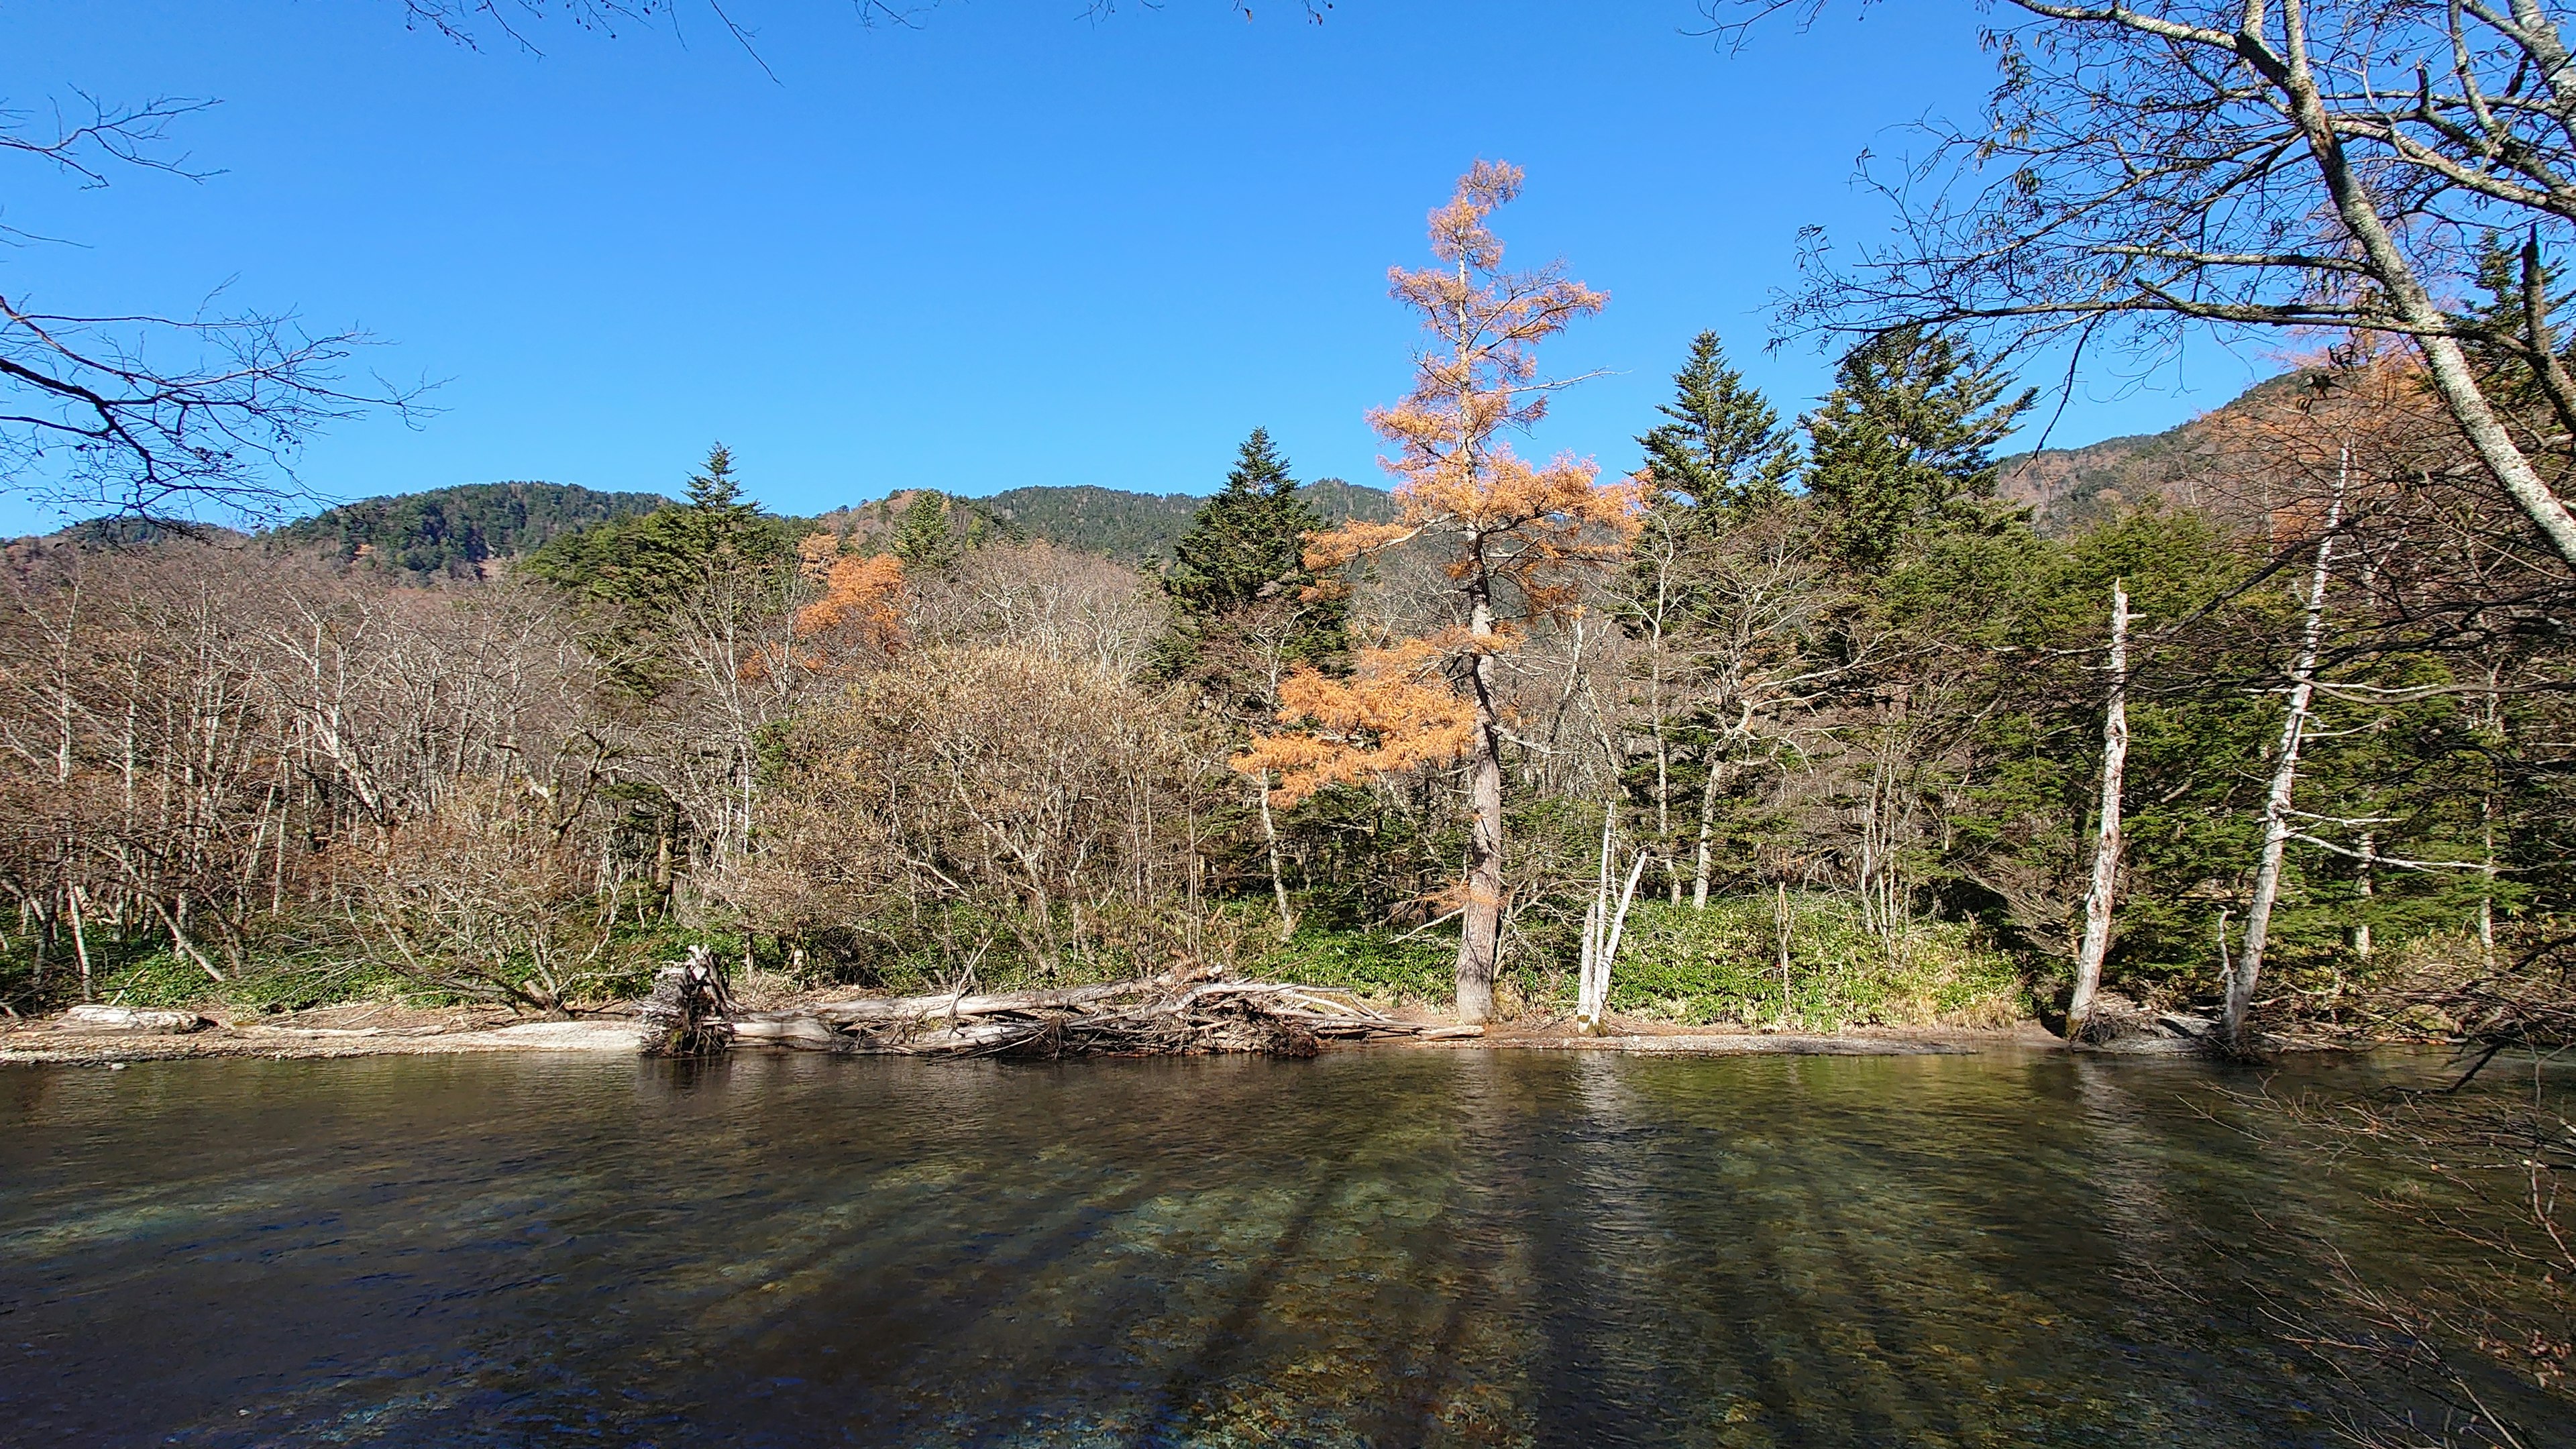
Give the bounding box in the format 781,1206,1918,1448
2228,455,2345,1049
1690,757,1721,910
1257,773,1295,942
1577,810,1646,1036
2068,580,2130,1036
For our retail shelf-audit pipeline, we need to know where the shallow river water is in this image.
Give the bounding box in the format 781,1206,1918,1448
0,1046,2558,1447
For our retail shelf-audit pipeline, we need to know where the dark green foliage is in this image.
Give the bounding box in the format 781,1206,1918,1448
1165,429,1306,619
52,516,245,549
1638,331,1796,513
1805,326,2038,568
521,445,804,698
1299,477,1404,525
278,482,669,578
979,480,1397,565
977,486,1205,565
1156,428,1351,694
892,490,964,572
524,445,800,622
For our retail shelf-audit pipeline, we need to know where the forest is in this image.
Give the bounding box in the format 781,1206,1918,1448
1,160,2567,1061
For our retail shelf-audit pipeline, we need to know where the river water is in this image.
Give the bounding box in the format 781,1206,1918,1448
0,1046,2557,1447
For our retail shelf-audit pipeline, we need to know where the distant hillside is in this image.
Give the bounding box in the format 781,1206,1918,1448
971,486,1202,565
1301,478,1405,526
836,479,1401,566
29,476,1409,580
278,482,671,579
2000,372,2316,532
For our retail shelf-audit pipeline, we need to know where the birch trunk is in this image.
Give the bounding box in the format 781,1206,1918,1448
2068,580,2130,1036
1691,757,1721,910
1257,773,1295,942
1577,814,1646,1036
2228,457,2345,1050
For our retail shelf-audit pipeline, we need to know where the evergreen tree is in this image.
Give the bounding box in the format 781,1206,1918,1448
1637,331,1796,514
2463,229,2576,443
1155,427,1350,702
1804,327,2037,569
892,490,961,573
524,443,798,682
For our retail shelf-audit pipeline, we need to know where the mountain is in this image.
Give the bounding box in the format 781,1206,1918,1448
972,486,1199,564
276,482,672,579
1998,372,2318,533
818,480,1403,566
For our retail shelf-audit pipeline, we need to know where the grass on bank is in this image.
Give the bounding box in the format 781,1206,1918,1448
0,893,2031,1032
1251,892,2029,1030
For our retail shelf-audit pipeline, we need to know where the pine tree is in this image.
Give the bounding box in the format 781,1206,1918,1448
1638,331,1796,515
1155,427,1349,693
687,443,748,512
1804,327,2037,569
892,490,959,573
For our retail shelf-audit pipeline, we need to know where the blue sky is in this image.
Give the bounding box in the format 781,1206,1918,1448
0,1,2275,532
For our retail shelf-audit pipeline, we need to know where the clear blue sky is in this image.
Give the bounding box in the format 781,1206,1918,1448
0,0,2273,532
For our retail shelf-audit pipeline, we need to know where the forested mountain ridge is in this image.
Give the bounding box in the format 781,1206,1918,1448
274,482,672,579
969,479,1399,564
1998,372,2323,531
6,478,1403,581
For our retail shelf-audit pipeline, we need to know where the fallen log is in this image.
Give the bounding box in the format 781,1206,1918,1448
767,975,1478,1059
810,981,1143,1024
58,1005,210,1034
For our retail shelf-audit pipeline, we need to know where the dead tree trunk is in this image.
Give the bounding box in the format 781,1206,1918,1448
2069,580,2131,1038
639,945,735,1057
1690,756,1721,910
1256,772,1295,943
2229,458,2345,1051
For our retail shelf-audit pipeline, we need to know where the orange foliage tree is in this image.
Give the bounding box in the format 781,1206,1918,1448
1238,160,1640,1022
793,534,906,669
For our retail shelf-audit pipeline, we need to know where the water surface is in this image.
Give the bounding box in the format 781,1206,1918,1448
0,1046,2552,1446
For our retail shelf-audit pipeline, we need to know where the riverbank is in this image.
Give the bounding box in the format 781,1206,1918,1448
0,997,2070,1065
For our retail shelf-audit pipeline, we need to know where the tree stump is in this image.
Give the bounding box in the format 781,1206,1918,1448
638,946,735,1057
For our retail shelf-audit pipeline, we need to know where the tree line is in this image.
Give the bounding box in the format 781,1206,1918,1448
1,164,2569,1052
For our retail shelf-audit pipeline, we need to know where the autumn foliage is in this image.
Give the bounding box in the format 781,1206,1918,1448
1238,640,1475,805
1240,160,1639,1020
794,535,906,665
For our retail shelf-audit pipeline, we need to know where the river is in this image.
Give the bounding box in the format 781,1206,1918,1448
0,1046,2557,1446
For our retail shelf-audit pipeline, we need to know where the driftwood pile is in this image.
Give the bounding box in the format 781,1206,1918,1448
723,973,1481,1059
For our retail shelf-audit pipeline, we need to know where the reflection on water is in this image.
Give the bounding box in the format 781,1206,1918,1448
0,1048,2552,1446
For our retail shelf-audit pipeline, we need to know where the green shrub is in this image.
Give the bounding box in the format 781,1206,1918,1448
1572,894,2031,1030
1257,926,1456,1004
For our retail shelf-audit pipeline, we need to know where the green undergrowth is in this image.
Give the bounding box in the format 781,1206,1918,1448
1534,894,2033,1031
3,894,2033,1032
1254,926,1458,1004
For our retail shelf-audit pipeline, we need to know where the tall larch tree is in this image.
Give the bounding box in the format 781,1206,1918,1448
1240,160,1640,1022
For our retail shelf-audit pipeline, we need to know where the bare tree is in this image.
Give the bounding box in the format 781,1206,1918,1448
1731,0,2576,571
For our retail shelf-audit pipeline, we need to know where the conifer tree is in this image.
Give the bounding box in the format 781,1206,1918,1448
892,490,960,573
1241,162,1638,1021
1804,327,2037,569
1157,428,1349,696
1638,331,1796,515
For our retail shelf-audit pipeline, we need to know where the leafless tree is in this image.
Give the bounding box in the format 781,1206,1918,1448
1725,0,2576,570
